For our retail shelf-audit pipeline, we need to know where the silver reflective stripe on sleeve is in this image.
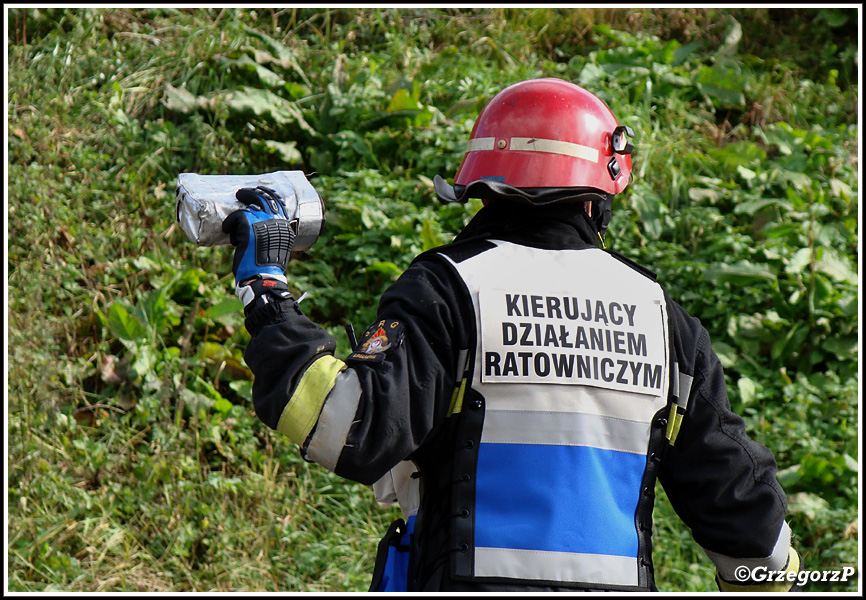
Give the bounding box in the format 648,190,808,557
671,362,680,399
703,521,792,581
372,471,398,505
304,368,362,472
671,362,694,409
481,410,651,455
455,348,470,382
372,459,421,518
677,370,693,409
475,547,638,587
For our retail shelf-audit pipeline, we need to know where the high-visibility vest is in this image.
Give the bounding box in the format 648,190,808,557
443,241,671,588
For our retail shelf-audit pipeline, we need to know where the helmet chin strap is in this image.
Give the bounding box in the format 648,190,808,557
580,194,613,248
592,194,614,236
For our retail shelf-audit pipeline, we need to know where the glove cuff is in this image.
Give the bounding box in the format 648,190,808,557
236,273,289,307
238,274,305,335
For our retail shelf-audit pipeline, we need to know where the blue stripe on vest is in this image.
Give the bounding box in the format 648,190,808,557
474,443,644,557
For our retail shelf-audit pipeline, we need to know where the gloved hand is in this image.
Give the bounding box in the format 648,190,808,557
222,185,297,308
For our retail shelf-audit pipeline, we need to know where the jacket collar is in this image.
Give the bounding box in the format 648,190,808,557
452,198,602,251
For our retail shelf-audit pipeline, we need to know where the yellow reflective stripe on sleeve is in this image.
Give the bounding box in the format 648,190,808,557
276,355,347,445
447,349,471,417
665,405,685,445
447,378,468,416
716,548,801,592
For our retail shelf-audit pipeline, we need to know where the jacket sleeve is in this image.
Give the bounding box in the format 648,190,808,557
659,298,800,591
242,256,470,486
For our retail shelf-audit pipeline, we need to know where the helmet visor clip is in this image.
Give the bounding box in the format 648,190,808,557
612,125,635,155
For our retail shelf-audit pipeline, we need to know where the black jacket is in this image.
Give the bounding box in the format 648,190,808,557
242,200,790,591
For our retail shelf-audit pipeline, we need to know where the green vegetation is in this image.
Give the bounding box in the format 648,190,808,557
7,7,859,593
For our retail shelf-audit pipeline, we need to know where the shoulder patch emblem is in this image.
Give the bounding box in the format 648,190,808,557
349,319,404,363
361,325,391,354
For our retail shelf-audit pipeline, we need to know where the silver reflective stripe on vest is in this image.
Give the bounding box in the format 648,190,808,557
482,409,650,455
305,368,362,471
441,242,670,587
475,547,639,587
478,384,663,424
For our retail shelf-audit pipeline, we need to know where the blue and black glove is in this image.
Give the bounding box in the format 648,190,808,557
222,186,297,309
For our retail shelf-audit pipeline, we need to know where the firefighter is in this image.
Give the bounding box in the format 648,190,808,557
222,78,801,592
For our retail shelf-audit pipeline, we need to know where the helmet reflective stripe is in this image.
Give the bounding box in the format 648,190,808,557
466,137,496,152
466,137,599,164
509,137,599,163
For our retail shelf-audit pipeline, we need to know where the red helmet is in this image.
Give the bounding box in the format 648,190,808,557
451,78,633,195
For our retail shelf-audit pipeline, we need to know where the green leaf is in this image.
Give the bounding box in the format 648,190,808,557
771,323,808,362
420,219,443,251
366,261,401,276
778,169,813,191
251,139,303,165
630,183,665,239
197,341,227,362
224,87,318,137
737,377,758,405
841,454,859,472
776,464,802,488
140,288,178,331
736,165,756,181
829,178,853,200
387,88,421,113
242,25,311,85
173,268,207,303
787,492,830,521
181,387,215,414
715,16,742,57
709,141,766,171
671,40,704,66
131,343,158,378
163,84,202,114
204,298,244,320
734,196,793,217
227,54,285,88
785,248,812,275
822,337,859,361
132,255,164,272
703,261,776,285
711,341,738,369
815,246,858,284
213,398,234,414
820,9,851,28
229,380,253,402
695,65,746,109
107,302,147,341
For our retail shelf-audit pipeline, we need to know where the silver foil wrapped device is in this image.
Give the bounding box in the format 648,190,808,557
175,171,325,250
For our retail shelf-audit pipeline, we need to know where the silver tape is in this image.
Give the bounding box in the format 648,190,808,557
175,171,324,249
